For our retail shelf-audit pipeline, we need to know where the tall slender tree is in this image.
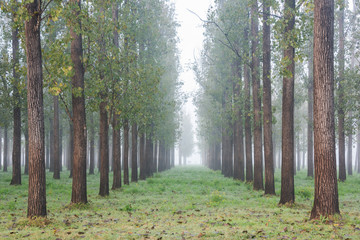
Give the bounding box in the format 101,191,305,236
251,0,263,190
10,6,21,185
280,0,296,204
310,0,340,218
25,0,46,217
262,0,275,195
70,0,87,204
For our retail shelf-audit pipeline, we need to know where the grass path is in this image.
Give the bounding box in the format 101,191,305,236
0,166,359,239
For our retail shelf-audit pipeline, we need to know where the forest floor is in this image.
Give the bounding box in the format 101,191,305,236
0,166,359,240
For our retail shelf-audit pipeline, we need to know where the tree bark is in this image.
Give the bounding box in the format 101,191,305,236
3,126,8,172
131,123,138,182
25,0,46,217
263,0,275,194
244,18,253,183
70,0,87,204
251,0,263,190
139,133,146,180
233,59,244,181
280,0,295,204
53,96,60,179
89,113,95,175
145,135,153,177
11,14,21,185
112,115,121,189
310,0,340,218
123,120,130,185
338,0,346,182
24,129,29,174
347,129,352,175
99,101,109,196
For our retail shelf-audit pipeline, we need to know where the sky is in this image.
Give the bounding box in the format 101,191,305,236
170,0,214,164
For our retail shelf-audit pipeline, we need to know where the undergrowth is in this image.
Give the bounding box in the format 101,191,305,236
0,166,359,239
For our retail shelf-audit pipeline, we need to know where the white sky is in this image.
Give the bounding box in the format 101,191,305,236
171,0,214,164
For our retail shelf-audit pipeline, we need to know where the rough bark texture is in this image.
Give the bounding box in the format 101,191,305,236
131,123,138,182
307,46,314,178
112,115,121,189
70,0,87,204
53,96,60,179
338,0,346,182
311,0,340,218
280,0,295,204
99,101,109,196
139,133,146,180
123,120,129,185
251,0,263,190
263,0,275,194
25,0,46,217
11,17,21,185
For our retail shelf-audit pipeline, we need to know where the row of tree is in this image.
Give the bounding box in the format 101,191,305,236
194,0,360,219
0,0,181,218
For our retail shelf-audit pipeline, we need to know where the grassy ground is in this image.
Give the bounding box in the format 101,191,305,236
0,166,359,239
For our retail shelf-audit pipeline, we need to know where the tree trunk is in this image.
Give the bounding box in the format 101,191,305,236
53,96,60,179
251,0,263,190
112,115,121,189
49,117,54,172
139,133,146,180
307,44,314,177
145,135,153,177
131,123,138,182
99,101,109,196
11,15,21,185
263,0,275,194
89,113,95,175
123,120,129,185
24,129,29,174
159,141,165,172
347,131,352,175
310,0,340,218
280,0,295,205
338,0,346,182
25,0,46,217
70,0,87,204
244,22,253,182
68,120,74,177
233,59,244,181
3,126,8,172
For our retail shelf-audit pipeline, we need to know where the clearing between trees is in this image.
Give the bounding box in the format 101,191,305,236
0,166,359,239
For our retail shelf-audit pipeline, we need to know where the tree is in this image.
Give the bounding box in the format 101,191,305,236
10,5,21,185
251,0,263,191
337,0,346,182
25,0,46,217
53,95,60,179
280,0,296,205
307,41,314,178
310,0,340,219
70,0,87,204
262,0,275,195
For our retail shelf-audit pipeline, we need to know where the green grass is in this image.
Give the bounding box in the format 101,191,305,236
0,166,359,239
